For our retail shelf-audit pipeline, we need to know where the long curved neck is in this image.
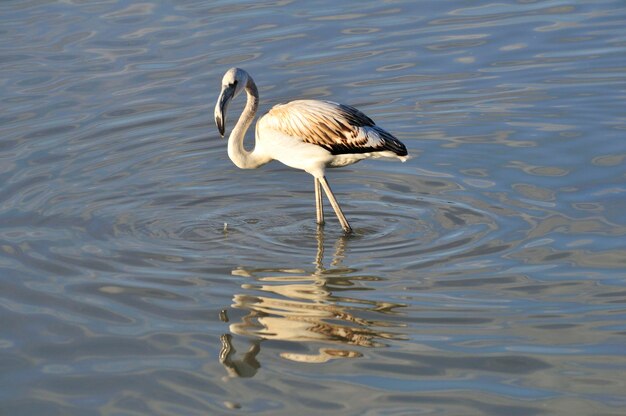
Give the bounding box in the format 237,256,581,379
227,77,269,169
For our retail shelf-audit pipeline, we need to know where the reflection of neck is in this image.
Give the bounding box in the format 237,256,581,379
219,334,260,378
227,77,270,169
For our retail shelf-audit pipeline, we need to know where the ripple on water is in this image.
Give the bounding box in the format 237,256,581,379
113,166,498,272
3,0,626,414
76,160,504,277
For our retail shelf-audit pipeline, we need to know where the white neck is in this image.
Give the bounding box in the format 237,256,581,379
227,77,270,169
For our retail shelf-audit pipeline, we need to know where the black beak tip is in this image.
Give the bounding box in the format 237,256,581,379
216,117,225,137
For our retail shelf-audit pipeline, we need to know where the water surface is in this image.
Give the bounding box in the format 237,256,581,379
1,0,626,414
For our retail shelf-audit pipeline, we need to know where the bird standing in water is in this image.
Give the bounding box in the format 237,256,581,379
214,68,408,233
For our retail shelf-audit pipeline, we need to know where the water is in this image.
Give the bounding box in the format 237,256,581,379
1,0,625,414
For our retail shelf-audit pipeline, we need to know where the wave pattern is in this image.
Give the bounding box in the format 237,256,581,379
1,0,626,414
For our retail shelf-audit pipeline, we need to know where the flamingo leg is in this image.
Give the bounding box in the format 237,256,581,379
318,176,352,233
315,178,325,226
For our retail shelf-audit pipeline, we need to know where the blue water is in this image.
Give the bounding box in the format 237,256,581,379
1,0,626,414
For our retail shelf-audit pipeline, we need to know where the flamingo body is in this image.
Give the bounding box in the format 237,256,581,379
214,68,408,232
257,100,407,176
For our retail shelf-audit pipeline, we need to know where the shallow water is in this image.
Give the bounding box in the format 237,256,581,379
1,0,626,414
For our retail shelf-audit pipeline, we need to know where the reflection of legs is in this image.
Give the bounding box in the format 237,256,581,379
332,232,348,267
319,176,352,233
315,225,325,272
314,178,324,225
315,223,348,269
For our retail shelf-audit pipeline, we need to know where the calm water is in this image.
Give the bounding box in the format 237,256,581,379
2,0,626,414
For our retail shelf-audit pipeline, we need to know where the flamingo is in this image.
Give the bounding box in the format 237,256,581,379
214,67,408,233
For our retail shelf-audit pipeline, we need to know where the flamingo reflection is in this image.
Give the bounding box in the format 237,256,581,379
219,229,406,376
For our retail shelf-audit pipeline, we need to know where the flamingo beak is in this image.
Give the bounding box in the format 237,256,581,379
215,85,235,137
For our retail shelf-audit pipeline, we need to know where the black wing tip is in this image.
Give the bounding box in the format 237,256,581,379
337,103,376,127
325,127,408,156
327,141,408,156
376,127,408,156
393,144,408,156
